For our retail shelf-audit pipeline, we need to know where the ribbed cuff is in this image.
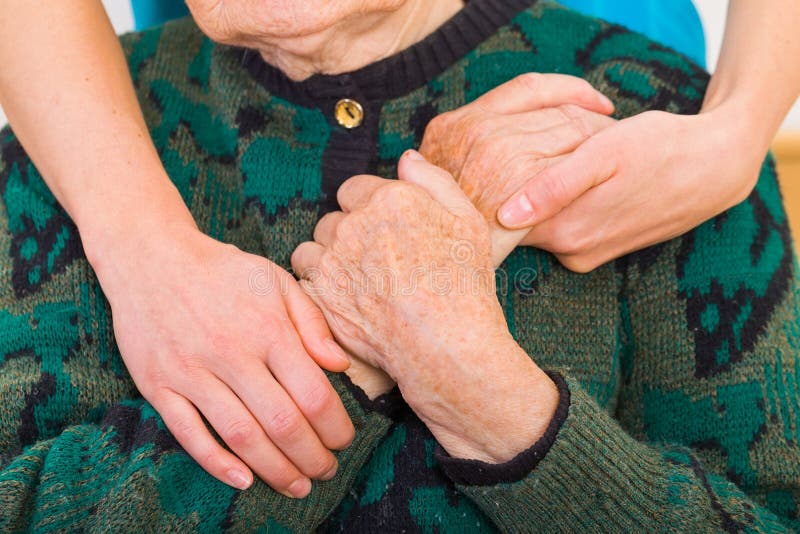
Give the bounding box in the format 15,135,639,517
437,372,570,486
455,378,671,532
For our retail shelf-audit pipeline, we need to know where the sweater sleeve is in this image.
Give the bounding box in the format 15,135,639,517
440,376,792,532
0,376,389,532
0,136,396,532
436,158,800,532
0,376,394,532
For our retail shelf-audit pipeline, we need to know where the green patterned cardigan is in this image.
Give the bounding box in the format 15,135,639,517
1,0,799,531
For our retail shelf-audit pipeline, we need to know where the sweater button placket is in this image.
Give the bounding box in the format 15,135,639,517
334,98,364,129
319,77,378,214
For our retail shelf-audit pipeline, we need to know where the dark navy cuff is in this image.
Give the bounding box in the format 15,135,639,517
437,371,570,486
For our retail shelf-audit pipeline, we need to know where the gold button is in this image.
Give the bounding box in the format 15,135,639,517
335,99,364,129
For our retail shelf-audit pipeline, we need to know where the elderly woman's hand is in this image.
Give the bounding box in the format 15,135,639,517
420,73,616,264
90,222,355,497
494,105,767,273
292,151,558,463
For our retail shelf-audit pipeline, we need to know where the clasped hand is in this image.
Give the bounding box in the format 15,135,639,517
290,74,619,463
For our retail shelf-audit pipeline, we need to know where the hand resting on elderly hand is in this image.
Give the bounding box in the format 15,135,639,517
287,73,614,461
420,73,616,263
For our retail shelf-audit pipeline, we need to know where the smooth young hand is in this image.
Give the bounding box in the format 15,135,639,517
496,108,766,272
89,221,354,497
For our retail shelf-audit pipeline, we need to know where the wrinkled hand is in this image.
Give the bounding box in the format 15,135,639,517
292,151,557,463
323,74,615,400
496,108,764,272
420,73,616,263
91,224,354,497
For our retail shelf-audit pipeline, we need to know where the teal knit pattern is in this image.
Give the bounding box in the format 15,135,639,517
0,1,799,531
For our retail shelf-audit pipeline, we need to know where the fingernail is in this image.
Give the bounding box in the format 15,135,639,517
325,338,350,365
498,194,534,227
405,149,425,161
288,478,312,498
320,460,339,481
227,469,252,490
598,93,614,109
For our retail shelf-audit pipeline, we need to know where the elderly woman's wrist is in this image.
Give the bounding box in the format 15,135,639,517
435,364,558,463
397,336,559,464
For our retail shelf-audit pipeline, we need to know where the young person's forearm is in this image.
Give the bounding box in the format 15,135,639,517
0,0,193,258
702,0,800,150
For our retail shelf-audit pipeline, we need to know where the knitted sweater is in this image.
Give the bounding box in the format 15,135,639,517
0,0,799,531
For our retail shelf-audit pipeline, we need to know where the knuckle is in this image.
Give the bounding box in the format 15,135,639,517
267,408,304,442
208,333,237,361
259,309,292,341
174,353,208,381
307,454,337,479
539,174,570,208
221,418,259,448
170,416,196,443
314,212,340,240
424,112,450,138
197,449,221,472
269,464,301,490
515,72,541,93
324,419,355,451
336,179,354,206
550,225,591,257
299,301,326,327
333,215,357,242
139,368,167,399
559,254,598,274
571,77,594,95
299,380,335,418
549,227,579,256
371,181,415,207
290,245,306,272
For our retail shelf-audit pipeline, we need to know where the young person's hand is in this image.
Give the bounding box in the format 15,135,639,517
420,73,615,263
88,219,354,497
496,108,764,272
490,0,800,273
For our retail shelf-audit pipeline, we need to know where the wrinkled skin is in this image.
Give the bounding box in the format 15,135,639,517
185,0,405,43
420,73,616,263
292,152,558,463
184,0,463,80
288,74,613,460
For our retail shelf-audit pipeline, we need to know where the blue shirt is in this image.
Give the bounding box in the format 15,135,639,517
559,0,706,66
130,0,189,31
130,0,706,67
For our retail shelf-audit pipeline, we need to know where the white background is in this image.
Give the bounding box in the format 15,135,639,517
1,1,798,130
